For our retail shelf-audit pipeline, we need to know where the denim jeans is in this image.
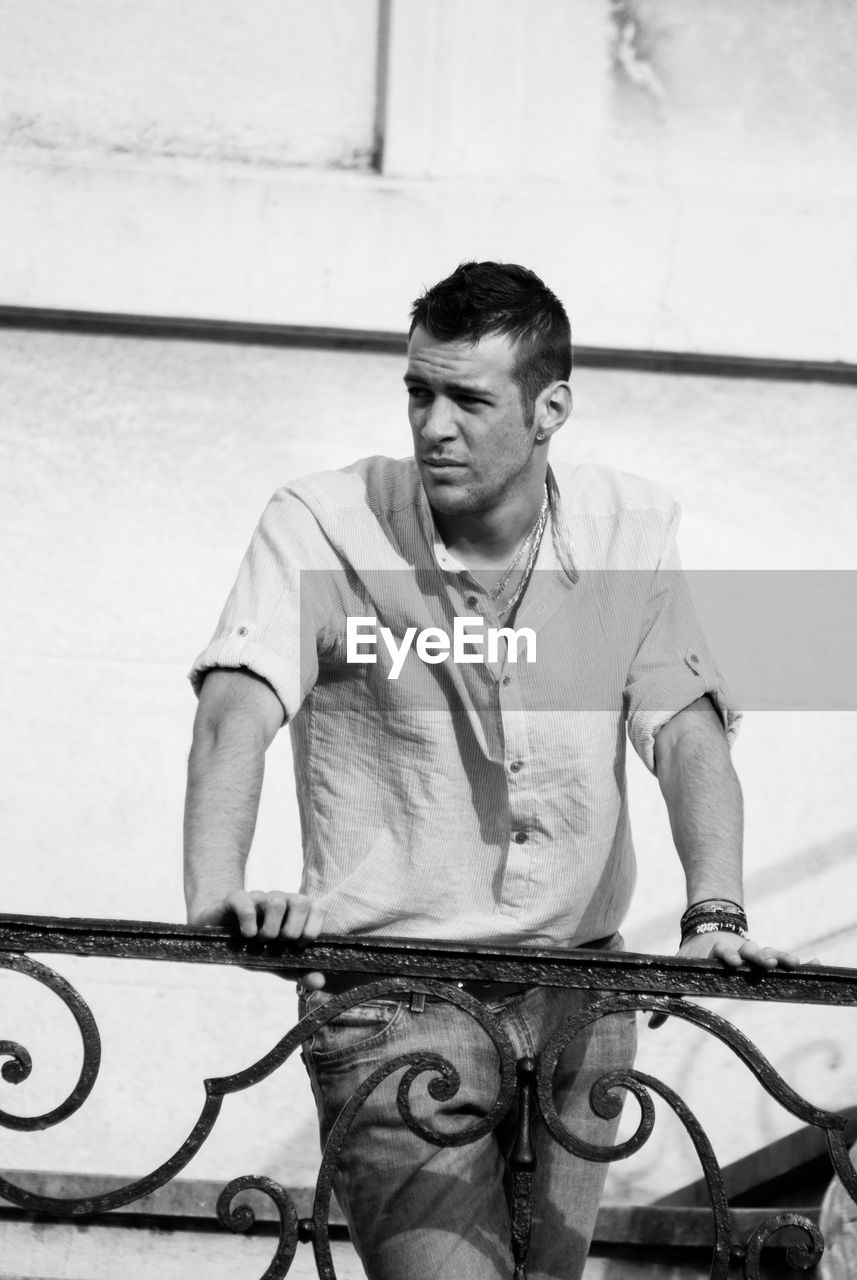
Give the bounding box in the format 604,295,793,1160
299,941,637,1280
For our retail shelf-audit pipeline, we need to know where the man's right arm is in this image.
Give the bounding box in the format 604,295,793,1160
183,668,323,944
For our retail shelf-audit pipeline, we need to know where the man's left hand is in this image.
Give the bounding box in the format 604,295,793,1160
649,932,808,1028
678,930,803,969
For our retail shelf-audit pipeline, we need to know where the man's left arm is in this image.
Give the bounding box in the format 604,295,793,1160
654,695,801,969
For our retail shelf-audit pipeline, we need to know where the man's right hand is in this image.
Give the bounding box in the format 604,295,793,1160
188,890,327,989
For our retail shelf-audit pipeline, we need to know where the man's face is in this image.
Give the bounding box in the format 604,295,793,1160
405,326,540,517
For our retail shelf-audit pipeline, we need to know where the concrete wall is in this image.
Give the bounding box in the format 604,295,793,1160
2,1,857,358
1,329,855,1206
1,0,857,1228
0,0,380,169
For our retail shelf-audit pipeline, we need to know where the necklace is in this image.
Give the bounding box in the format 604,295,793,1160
491,488,549,617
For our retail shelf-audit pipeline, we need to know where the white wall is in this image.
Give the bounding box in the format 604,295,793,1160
2,0,857,1219
0,0,380,169
1,329,855,1204
2,1,857,359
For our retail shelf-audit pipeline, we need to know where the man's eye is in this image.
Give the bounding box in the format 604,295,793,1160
407,387,429,400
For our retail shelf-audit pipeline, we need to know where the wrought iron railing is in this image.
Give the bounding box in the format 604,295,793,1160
1,912,857,1279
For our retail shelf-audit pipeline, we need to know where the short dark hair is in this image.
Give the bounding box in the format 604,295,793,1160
409,261,572,417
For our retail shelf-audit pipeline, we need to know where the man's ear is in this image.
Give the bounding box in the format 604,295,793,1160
534,381,572,442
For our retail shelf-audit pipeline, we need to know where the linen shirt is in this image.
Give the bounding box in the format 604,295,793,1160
190,456,738,948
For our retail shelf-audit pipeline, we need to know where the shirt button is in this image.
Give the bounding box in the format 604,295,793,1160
236,626,249,636
690,652,700,663
510,760,523,773
465,594,479,607
502,676,511,687
513,831,528,844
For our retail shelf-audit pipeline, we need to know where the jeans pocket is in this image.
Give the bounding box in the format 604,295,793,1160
301,990,405,1069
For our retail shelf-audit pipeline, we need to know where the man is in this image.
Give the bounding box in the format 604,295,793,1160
184,262,800,1280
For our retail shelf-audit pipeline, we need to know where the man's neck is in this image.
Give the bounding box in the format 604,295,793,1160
433,482,548,572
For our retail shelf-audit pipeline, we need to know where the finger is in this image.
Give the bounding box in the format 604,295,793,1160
299,903,326,941
258,891,289,940
280,894,313,940
709,940,745,967
227,890,263,938
769,950,803,969
301,970,327,990
648,1012,668,1030
737,942,780,969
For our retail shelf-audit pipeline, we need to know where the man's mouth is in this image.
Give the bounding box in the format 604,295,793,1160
422,457,465,469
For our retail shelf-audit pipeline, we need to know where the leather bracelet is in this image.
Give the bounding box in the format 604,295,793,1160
685,897,745,914
684,918,750,941
681,901,748,936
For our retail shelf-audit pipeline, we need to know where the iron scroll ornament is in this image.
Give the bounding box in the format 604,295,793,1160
3,921,857,1279
537,992,857,1279
0,951,101,1131
0,972,520,1280
0,975,499,1213
216,1174,302,1280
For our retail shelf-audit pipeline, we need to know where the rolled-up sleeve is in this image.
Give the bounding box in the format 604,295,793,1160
624,504,741,772
189,488,340,719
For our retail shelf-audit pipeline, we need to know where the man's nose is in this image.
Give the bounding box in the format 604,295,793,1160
418,397,456,442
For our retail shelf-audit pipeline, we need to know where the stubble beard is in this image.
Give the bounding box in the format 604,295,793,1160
421,404,540,519
426,456,538,521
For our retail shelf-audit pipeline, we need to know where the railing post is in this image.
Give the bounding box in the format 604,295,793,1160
509,1055,537,1279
